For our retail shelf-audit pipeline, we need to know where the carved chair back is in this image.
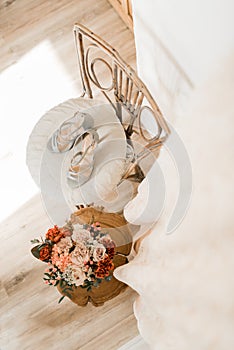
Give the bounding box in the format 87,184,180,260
74,24,170,181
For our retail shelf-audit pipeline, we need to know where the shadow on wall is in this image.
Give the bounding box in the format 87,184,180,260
133,9,193,118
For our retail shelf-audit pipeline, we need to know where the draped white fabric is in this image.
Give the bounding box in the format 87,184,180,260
116,56,234,349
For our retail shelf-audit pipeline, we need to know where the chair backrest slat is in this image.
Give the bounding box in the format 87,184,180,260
74,23,170,181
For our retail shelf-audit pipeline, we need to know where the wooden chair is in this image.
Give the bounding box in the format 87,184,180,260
74,23,170,183
29,24,171,306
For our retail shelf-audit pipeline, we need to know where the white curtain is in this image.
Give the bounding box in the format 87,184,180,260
115,1,234,348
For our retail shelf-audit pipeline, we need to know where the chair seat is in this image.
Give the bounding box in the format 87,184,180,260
26,98,135,224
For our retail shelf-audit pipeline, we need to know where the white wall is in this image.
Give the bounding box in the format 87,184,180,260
132,0,234,118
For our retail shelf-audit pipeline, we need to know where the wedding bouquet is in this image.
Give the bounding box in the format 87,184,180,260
31,221,116,302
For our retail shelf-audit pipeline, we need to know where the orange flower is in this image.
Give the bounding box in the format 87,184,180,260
107,247,115,260
95,256,114,279
39,245,52,261
45,225,64,243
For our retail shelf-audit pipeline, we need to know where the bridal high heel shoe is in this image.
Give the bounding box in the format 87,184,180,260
67,129,99,187
48,111,94,153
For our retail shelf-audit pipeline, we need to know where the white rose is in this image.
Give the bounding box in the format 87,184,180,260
93,243,106,262
72,228,91,243
70,266,86,286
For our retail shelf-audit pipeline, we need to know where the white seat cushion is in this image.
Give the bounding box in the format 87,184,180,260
26,98,132,222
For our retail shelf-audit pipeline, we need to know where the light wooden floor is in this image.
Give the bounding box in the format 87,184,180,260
0,1,139,349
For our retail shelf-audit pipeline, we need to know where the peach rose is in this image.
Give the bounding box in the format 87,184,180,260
56,237,73,253
70,242,90,267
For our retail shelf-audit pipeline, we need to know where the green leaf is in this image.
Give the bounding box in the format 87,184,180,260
30,239,40,244
31,245,41,259
58,296,65,304
59,279,66,288
44,273,52,278
37,244,47,252
66,287,73,291
45,239,53,244
105,275,112,281
61,286,74,295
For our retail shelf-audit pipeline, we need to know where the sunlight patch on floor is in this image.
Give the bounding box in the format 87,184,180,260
0,40,79,222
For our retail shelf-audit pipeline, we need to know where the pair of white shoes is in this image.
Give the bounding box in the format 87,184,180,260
47,111,99,187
